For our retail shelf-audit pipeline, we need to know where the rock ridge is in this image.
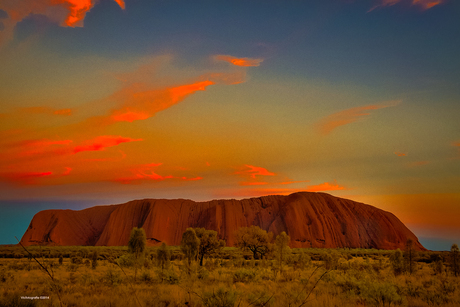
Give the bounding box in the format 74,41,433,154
19,192,426,250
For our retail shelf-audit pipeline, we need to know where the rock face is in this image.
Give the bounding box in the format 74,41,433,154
20,192,426,250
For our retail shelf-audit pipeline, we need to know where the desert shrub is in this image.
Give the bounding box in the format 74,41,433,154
202,287,237,307
70,256,82,264
58,254,63,265
337,258,349,272
422,290,450,305
322,251,339,270
140,271,153,283
198,267,210,280
359,281,403,306
246,290,274,307
104,269,122,286
69,272,78,284
156,269,179,284
67,263,78,272
390,249,405,276
233,268,256,283
117,254,135,267
437,277,457,296
91,251,98,269
280,270,296,282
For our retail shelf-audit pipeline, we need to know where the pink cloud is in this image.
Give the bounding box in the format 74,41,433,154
214,55,264,67
316,100,401,135
236,165,276,179
115,163,203,184
72,136,142,154
306,181,346,192
369,0,444,11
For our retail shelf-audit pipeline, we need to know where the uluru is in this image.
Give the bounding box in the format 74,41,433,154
19,192,426,251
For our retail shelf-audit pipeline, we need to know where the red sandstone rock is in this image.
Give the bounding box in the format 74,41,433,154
20,192,426,250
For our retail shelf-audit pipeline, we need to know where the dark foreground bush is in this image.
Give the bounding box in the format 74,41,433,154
202,287,237,307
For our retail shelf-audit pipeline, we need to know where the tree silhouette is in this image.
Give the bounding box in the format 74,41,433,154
180,228,200,274
235,225,273,259
128,227,146,280
451,243,459,277
194,228,225,266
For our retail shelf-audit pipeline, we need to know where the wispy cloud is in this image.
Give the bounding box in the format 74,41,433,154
114,163,203,184
84,79,215,127
315,100,401,135
235,164,276,179
214,55,264,67
306,180,346,192
0,167,72,185
394,152,407,157
369,0,444,12
72,135,142,154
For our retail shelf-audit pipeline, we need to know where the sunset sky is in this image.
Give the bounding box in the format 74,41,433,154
0,0,459,250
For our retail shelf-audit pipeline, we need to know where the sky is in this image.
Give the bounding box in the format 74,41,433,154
0,0,459,250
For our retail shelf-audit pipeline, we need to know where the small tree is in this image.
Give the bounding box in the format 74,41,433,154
181,228,200,274
156,243,171,282
128,227,146,280
404,239,417,275
390,249,404,276
274,231,291,275
451,243,459,277
194,228,225,266
235,226,273,259
91,251,98,270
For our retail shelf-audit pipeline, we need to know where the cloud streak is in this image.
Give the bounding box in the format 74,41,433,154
369,0,444,11
315,100,401,135
306,181,346,192
214,55,264,67
72,135,142,154
115,163,203,184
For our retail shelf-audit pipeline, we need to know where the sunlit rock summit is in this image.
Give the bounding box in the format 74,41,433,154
20,192,425,250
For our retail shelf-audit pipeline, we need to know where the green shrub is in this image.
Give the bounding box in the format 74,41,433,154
117,254,135,267
157,269,179,284
202,287,237,307
233,268,256,283
140,271,153,283
359,281,403,306
104,269,122,286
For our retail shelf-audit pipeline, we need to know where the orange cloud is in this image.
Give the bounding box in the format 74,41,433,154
1,166,73,185
214,55,264,67
236,165,276,179
108,80,215,124
115,163,203,184
394,152,407,157
369,0,444,11
0,0,125,45
306,181,346,192
73,135,142,154
316,100,401,135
